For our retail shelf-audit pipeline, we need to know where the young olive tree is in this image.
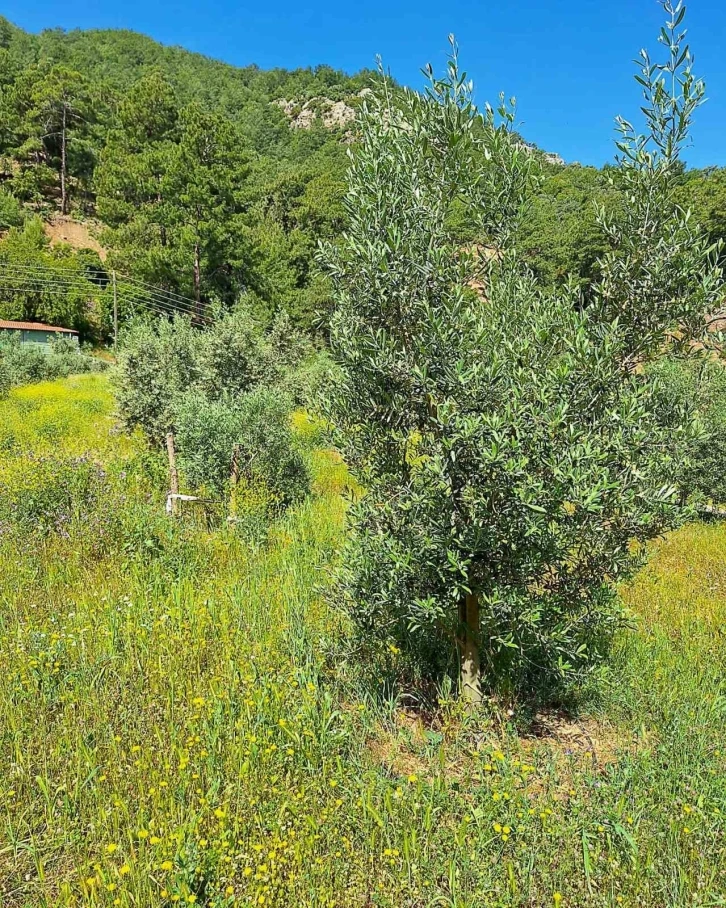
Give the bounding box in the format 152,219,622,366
114,308,312,517
323,5,723,705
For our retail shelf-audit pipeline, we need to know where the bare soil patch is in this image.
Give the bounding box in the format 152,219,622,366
43,217,107,261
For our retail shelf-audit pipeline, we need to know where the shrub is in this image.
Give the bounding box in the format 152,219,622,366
650,355,726,504
0,332,105,389
114,306,317,525
0,187,24,229
194,305,312,398
233,387,310,511
195,305,270,399
322,8,723,703
265,310,312,373
114,316,201,443
172,390,246,494
278,348,337,408
115,307,289,445
174,387,309,512
0,333,44,383
0,358,10,398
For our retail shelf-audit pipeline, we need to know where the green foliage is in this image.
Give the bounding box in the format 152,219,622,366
516,165,616,291
115,306,313,445
96,83,253,306
174,387,309,510
0,19,371,332
0,450,107,534
2,62,99,212
114,308,312,513
592,12,721,364
3,10,726,339
0,330,105,389
0,217,102,335
0,186,24,228
6,348,726,908
194,306,271,399
231,387,310,510
171,390,244,494
114,316,200,442
0,357,9,398
676,166,726,262
323,10,723,701
650,355,726,504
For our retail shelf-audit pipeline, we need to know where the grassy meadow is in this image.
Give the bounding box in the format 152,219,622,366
1,375,726,907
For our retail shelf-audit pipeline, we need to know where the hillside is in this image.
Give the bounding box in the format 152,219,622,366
0,19,374,144
1,16,725,342
0,17,373,334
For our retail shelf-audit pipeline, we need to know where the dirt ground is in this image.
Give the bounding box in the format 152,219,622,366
43,216,107,261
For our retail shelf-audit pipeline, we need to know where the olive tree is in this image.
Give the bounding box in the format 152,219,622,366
114,308,311,516
323,4,723,704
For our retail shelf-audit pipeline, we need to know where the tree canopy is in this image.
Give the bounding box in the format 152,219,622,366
324,6,724,704
0,14,724,341
0,17,371,333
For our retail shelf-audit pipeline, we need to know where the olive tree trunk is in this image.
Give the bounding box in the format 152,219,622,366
166,431,180,517
458,589,482,708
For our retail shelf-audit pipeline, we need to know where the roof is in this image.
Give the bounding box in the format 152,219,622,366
0,319,78,334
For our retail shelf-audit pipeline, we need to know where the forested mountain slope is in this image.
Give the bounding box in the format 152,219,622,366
0,17,372,333
0,15,725,339
0,19,373,147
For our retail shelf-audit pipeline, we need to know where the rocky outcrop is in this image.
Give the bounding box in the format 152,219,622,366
275,90,371,131
515,140,565,166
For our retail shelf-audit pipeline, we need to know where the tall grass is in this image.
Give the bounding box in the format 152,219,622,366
1,375,725,907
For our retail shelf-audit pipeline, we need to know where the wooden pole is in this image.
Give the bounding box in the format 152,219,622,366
193,240,202,324
459,587,482,710
112,270,118,352
229,443,241,516
166,431,180,517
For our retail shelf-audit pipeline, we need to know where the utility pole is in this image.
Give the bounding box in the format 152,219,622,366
112,270,118,352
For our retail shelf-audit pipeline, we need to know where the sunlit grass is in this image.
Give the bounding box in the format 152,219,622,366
0,374,140,459
1,375,725,906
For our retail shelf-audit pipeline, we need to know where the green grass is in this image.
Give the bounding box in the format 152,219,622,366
1,375,725,907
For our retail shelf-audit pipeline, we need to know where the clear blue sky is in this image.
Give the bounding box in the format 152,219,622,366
3,0,725,168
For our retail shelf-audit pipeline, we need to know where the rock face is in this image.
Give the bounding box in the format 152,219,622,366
275,92,367,131
515,140,565,166
274,92,566,165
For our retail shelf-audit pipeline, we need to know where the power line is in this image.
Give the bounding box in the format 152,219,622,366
0,283,213,324
0,262,207,311
0,281,214,326
0,262,215,325
0,264,203,315
0,281,213,325
116,272,208,307
114,283,213,322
